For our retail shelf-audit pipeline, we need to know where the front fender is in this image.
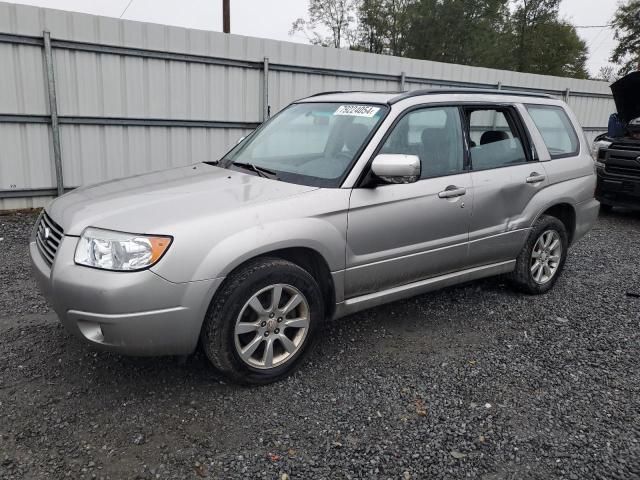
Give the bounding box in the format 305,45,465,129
193,217,347,281
151,188,350,284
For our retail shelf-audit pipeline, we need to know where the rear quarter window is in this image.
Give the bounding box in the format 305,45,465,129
526,105,579,159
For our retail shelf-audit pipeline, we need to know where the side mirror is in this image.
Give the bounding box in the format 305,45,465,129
371,154,420,184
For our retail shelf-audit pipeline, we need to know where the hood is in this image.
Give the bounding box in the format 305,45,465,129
611,72,640,123
48,164,318,236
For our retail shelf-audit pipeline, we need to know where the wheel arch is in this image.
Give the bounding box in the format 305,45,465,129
258,247,337,320
212,246,338,320
536,202,577,244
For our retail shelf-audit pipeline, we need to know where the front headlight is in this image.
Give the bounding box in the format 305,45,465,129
74,227,172,271
591,139,611,162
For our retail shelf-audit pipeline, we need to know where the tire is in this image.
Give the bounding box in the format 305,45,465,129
200,257,325,385
508,215,568,294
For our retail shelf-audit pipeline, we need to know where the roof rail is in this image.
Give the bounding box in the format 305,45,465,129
388,88,554,104
304,90,402,99
306,90,358,98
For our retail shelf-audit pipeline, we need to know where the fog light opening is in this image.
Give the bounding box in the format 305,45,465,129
77,320,105,343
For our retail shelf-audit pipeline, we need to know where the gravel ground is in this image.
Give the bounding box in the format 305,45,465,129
0,209,639,480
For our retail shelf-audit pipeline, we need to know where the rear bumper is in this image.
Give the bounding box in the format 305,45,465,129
573,197,600,244
595,167,640,209
30,237,223,356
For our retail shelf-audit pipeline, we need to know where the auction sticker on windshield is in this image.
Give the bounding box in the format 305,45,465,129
334,105,381,117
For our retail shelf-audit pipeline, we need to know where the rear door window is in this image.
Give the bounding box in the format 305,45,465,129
526,105,579,158
465,108,528,170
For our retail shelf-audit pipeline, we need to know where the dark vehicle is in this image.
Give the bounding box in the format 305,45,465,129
593,72,640,211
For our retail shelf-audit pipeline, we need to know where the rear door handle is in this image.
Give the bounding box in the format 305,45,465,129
438,185,467,199
526,172,546,184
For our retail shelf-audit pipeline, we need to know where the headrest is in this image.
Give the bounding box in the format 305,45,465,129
421,127,444,145
480,130,509,145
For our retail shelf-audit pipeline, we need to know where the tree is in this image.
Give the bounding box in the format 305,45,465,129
511,0,559,71
289,0,590,79
595,65,619,83
610,0,640,76
404,0,513,69
510,0,589,78
290,0,359,48
357,0,412,56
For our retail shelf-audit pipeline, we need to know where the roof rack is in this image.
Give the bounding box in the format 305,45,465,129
389,88,554,104
305,90,402,98
306,90,356,98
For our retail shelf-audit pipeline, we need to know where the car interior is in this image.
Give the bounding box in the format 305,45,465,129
380,107,464,178
465,108,527,170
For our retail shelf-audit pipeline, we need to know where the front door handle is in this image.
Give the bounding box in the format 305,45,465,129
526,172,546,184
438,185,467,199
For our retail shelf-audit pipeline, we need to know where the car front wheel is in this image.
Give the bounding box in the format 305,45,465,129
509,215,568,294
201,258,324,385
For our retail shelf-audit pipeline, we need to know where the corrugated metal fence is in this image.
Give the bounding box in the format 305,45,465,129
0,1,614,210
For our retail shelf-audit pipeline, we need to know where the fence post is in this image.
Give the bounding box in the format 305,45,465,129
400,71,406,91
262,57,270,121
43,31,64,197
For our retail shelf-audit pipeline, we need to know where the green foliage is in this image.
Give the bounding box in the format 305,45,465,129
403,0,513,69
510,0,589,78
290,0,591,79
610,0,640,76
357,0,412,55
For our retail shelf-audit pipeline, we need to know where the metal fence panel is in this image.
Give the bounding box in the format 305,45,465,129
0,43,47,115
0,123,54,189
58,125,248,187
0,1,615,210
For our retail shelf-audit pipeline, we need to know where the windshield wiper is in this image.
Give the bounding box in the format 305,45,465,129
231,162,278,179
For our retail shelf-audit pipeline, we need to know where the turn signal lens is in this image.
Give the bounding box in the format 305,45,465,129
149,236,172,264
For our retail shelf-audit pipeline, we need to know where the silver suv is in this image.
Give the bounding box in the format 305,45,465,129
30,89,599,384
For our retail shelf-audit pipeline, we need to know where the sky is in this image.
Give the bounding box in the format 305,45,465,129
3,0,620,77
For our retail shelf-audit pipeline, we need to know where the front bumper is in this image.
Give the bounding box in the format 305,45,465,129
595,166,640,209
30,235,223,356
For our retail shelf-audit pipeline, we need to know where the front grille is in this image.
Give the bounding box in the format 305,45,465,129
622,182,635,193
610,142,640,152
605,148,640,179
35,212,64,266
605,165,640,178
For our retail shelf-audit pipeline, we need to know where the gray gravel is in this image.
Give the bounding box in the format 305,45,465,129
1,209,639,479
0,211,50,317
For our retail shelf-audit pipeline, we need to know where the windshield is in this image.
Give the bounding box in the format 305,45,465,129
221,102,388,187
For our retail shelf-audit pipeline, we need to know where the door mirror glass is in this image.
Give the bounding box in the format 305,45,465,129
371,154,420,184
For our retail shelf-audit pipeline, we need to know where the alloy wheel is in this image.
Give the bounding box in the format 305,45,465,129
233,283,310,370
530,229,562,285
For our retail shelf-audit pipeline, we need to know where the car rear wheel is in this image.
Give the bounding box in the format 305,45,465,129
201,258,324,385
508,215,568,294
